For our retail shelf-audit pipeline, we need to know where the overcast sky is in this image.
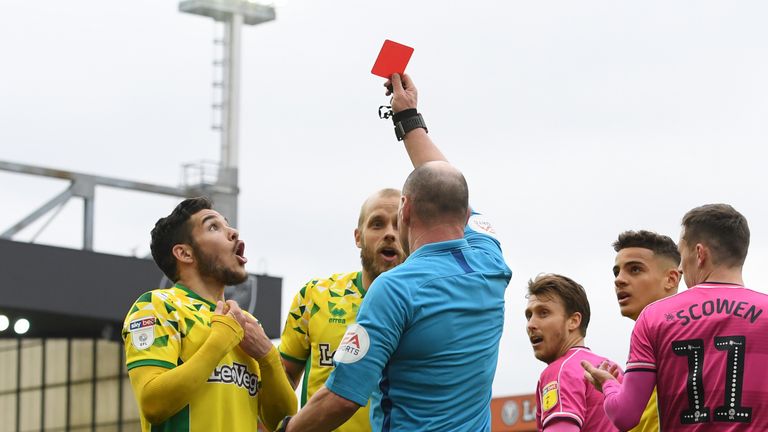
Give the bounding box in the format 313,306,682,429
2,0,768,397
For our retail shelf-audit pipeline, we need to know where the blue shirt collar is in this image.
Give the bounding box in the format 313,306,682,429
406,238,468,261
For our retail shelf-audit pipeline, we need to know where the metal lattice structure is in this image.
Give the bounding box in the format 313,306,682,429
0,160,236,251
1,0,276,250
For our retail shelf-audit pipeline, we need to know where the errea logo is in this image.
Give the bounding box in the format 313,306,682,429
208,362,260,396
328,302,347,324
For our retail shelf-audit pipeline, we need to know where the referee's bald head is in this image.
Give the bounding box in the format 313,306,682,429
403,161,468,225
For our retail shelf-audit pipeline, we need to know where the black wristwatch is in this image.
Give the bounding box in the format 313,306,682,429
394,113,428,141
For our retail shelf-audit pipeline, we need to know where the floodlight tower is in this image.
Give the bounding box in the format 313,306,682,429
179,0,275,227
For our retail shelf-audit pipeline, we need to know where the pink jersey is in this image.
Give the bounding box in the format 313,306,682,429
627,283,768,431
536,347,620,431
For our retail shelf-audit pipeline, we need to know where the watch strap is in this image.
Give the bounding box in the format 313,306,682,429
394,113,428,141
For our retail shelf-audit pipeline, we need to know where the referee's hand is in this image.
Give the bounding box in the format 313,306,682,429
385,73,418,113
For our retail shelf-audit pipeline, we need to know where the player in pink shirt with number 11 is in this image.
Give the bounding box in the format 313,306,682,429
584,204,768,432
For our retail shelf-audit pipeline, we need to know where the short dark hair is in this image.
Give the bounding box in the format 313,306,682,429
402,163,468,224
150,197,213,282
613,230,681,266
527,274,591,337
682,204,750,268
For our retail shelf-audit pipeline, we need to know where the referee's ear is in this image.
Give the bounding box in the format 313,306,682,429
400,196,411,226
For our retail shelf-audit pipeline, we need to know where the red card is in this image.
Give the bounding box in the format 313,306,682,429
371,40,414,79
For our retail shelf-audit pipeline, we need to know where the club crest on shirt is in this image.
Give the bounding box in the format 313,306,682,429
129,317,156,350
467,214,498,239
541,381,558,411
333,324,370,364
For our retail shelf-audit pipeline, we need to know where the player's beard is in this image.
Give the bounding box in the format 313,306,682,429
192,243,247,286
360,241,400,283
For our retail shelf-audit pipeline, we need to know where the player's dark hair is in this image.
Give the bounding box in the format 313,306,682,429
150,197,213,282
613,230,681,266
527,274,591,337
682,204,750,268
403,163,468,225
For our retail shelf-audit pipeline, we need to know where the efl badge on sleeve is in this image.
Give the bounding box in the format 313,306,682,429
541,381,559,411
129,317,156,350
333,324,370,364
468,213,499,239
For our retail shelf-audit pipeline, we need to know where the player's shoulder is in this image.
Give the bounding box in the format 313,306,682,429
571,347,602,360
306,271,358,288
538,357,571,387
742,286,768,301
559,348,602,372
464,210,508,269
575,349,617,371
539,351,571,377
126,287,178,313
327,270,360,286
541,348,598,378
122,288,177,334
370,263,415,290
298,271,359,297
361,266,421,307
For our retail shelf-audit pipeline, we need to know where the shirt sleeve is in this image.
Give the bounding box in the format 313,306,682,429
465,211,503,254
278,281,313,364
324,274,411,406
626,309,657,372
603,371,657,430
540,362,588,429
536,379,543,430
256,347,299,430
123,291,182,371
544,419,582,432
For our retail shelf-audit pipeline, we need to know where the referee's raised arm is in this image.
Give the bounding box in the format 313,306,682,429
385,73,447,167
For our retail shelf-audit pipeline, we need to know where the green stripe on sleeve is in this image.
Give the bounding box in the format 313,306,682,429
279,351,306,365
301,354,312,407
127,359,176,371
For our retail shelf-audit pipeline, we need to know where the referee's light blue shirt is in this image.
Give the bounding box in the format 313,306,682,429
325,212,512,432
